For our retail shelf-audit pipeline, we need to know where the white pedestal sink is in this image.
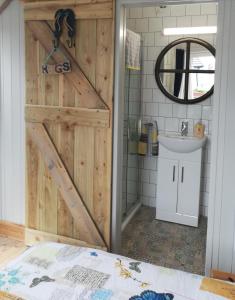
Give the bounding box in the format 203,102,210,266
156,133,207,227
158,133,207,153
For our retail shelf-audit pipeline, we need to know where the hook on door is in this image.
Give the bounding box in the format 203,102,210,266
64,9,76,48
52,8,76,49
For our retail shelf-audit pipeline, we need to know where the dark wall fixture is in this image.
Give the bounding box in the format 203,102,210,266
155,38,216,104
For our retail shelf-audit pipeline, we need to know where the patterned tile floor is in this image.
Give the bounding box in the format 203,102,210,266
121,206,207,275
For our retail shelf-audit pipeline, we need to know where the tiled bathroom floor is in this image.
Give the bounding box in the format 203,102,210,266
121,206,207,275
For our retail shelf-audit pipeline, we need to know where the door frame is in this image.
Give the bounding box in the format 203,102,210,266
112,0,224,275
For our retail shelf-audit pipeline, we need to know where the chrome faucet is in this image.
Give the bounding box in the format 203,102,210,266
181,121,188,136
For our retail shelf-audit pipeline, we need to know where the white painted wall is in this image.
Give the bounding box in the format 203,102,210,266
206,0,235,274
0,0,25,224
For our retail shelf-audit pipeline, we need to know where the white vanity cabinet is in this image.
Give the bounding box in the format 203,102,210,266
156,144,202,227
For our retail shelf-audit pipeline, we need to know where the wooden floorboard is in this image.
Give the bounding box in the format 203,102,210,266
0,235,27,267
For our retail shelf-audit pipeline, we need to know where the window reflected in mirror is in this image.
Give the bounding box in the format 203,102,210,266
155,38,216,104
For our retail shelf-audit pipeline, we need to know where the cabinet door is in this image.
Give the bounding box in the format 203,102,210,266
177,161,201,217
157,158,178,213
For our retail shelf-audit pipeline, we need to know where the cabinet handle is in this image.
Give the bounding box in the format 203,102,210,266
181,166,184,183
173,166,176,182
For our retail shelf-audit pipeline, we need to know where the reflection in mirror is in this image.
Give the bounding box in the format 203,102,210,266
188,73,215,100
190,44,215,71
160,44,187,98
161,43,187,71
155,38,216,104
160,73,184,100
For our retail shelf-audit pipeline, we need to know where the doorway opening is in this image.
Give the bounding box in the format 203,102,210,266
114,1,218,276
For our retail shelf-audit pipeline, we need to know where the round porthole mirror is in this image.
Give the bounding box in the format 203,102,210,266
155,38,216,104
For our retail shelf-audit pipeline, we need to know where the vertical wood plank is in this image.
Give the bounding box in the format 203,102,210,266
25,24,38,105
74,19,97,111
94,19,114,246
93,128,110,244
75,19,97,88
43,132,59,234
96,19,114,108
26,135,39,229
74,127,95,238
38,28,60,234
63,77,76,108
25,26,39,229
57,75,74,237
36,41,47,233
37,151,46,231
73,19,97,238
74,127,95,214
37,40,46,105
57,74,69,237
57,32,76,238
43,127,58,234
57,124,74,237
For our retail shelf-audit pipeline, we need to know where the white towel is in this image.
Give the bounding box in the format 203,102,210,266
125,29,141,70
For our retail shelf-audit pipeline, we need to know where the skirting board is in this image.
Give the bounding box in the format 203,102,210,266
0,222,107,251
0,221,25,241
211,269,235,282
25,228,107,251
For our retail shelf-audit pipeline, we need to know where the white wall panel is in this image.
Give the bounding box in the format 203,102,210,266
206,0,235,274
216,0,235,273
0,0,25,224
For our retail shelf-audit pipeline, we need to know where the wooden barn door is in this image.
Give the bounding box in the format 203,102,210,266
24,0,114,250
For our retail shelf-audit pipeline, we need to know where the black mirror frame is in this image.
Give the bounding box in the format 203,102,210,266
155,37,216,104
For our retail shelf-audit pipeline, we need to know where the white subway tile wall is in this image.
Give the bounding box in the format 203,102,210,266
126,3,217,216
